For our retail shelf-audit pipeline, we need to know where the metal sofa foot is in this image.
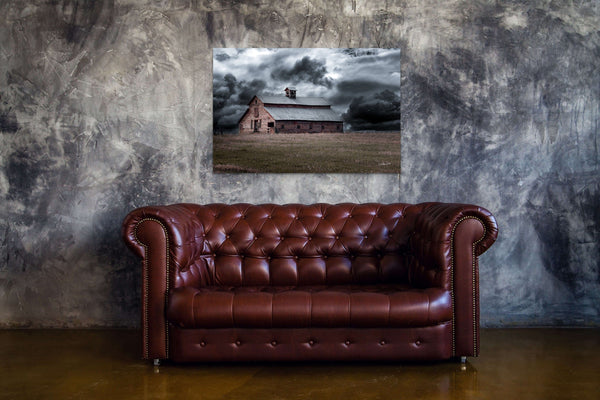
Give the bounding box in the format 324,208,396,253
153,359,161,366
460,356,467,363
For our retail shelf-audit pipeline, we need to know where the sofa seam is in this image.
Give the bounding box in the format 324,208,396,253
192,290,200,327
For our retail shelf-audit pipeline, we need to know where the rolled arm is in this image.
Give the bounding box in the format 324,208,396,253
122,203,208,271
121,203,207,360
407,202,498,357
407,202,498,288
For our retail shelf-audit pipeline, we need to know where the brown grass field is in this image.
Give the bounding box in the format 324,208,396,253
213,132,401,173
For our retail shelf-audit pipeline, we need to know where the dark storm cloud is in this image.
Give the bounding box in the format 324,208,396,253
353,51,403,66
213,73,236,109
213,72,268,130
329,79,394,105
214,52,230,62
270,56,333,88
238,79,267,103
337,80,388,93
342,89,401,131
327,50,401,130
341,48,379,57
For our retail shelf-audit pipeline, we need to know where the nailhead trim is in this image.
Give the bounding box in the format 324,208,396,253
134,218,170,360
450,216,486,357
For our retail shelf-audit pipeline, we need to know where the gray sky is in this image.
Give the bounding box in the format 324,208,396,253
213,48,401,132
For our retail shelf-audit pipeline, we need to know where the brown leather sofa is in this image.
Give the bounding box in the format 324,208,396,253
122,203,497,363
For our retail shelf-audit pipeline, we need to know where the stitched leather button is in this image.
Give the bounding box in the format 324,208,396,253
335,235,340,240
415,340,422,346
271,340,277,346
308,340,315,346
200,341,206,347
345,340,351,346
235,340,241,346
380,340,386,345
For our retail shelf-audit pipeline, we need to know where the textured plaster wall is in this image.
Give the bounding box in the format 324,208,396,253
0,0,598,327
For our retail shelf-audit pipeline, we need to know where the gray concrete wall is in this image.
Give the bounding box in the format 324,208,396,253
0,0,598,327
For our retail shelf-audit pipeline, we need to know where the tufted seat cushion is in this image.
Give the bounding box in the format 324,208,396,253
166,285,452,329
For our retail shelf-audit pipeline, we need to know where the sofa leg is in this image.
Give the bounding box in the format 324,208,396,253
153,359,161,366
460,356,467,363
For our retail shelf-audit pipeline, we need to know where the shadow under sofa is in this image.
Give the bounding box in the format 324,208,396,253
122,202,498,363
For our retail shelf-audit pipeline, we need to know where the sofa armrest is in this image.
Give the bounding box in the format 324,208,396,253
407,202,497,288
407,202,498,357
121,203,205,360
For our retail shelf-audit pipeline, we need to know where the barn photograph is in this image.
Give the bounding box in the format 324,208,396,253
238,88,344,135
213,48,401,173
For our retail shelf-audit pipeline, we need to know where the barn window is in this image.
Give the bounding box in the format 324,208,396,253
281,124,285,129
268,122,274,127
254,107,259,117
297,125,300,129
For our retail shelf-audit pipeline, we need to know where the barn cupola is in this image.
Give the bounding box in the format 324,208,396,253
285,87,297,99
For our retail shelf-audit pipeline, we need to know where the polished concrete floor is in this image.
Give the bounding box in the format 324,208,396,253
0,329,598,400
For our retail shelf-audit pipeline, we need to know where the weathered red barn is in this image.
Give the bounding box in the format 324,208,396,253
238,87,343,134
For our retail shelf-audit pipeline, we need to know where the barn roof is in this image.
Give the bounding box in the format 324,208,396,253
258,95,330,106
265,106,343,122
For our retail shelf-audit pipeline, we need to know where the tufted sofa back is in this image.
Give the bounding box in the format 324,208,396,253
174,203,419,288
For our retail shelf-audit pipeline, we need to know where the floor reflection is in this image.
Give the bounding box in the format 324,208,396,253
146,360,478,400
1,329,599,400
